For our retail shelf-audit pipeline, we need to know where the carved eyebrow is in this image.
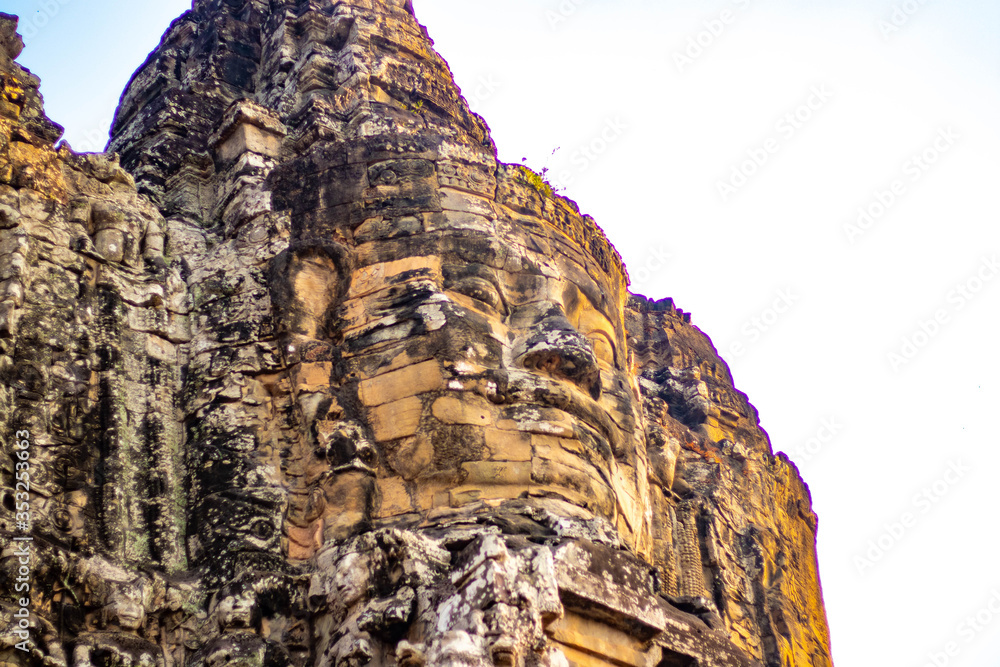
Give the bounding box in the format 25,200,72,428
585,328,615,344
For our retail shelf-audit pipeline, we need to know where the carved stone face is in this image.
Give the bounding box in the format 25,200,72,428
189,490,286,581
332,553,368,609
286,192,652,550
106,602,144,633
316,421,379,542
430,631,488,667
103,584,146,632
216,591,257,632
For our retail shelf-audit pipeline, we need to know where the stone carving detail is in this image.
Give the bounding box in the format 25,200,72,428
68,558,164,667
188,576,298,667
0,5,833,667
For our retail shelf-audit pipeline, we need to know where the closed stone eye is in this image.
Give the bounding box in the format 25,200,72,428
446,276,505,313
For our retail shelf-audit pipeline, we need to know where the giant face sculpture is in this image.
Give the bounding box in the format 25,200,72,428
274,155,652,557
0,3,832,666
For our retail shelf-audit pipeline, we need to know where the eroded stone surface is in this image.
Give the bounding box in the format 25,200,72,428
0,5,832,667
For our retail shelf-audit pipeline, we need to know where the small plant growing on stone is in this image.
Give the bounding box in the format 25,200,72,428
514,163,555,198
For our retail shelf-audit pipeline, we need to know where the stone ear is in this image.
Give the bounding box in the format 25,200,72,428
269,241,354,340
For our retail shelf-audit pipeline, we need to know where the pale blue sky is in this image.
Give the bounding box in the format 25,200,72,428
6,1,1000,665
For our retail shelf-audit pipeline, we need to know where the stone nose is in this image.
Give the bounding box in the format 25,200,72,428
517,321,602,400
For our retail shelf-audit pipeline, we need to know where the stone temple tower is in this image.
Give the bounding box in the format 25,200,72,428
0,2,833,666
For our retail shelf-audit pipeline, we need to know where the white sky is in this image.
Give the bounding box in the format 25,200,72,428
8,0,1000,664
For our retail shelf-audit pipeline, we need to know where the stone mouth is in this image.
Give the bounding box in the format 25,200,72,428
499,370,621,459
332,460,376,477
110,610,144,631
491,648,516,666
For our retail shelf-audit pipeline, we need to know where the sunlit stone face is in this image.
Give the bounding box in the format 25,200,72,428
0,2,831,664
216,591,258,632
282,168,652,554
104,591,146,632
